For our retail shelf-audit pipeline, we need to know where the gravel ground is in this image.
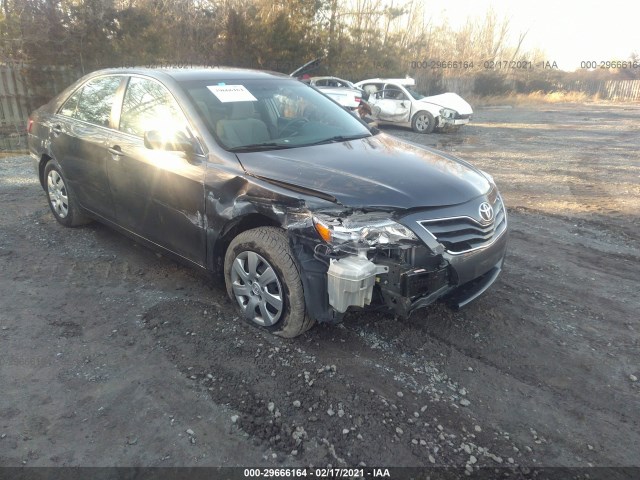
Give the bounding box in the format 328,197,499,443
0,103,638,472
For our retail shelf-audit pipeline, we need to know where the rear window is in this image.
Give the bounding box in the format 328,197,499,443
59,76,121,127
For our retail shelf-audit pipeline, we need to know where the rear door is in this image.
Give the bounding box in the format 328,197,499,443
107,75,207,266
49,75,123,220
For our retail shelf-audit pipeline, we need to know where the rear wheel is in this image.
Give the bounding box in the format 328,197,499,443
411,111,435,133
44,160,91,227
224,227,315,338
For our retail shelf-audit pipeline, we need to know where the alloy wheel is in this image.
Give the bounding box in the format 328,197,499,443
415,114,431,132
47,170,69,219
230,251,284,326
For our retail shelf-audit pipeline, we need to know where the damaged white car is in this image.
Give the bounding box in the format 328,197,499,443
355,78,473,133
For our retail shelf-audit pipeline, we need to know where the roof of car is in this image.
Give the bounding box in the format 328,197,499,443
90,67,292,82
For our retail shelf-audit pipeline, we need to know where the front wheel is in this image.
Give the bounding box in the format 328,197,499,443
411,111,436,134
44,160,92,227
224,227,315,338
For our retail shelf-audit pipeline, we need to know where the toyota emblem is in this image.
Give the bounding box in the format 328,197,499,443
479,202,494,223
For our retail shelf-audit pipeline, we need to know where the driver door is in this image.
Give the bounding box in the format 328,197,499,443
375,86,411,122
107,76,207,266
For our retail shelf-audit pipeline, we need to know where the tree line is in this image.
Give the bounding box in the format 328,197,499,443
1,0,638,97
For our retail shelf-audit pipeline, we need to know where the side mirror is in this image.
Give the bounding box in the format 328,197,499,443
144,130,194,155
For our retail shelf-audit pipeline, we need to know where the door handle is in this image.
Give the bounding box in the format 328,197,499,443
51,125,63,136
108,146,124,158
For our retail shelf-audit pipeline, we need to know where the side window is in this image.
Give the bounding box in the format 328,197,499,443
119,77,187,138
59,89,82,117
314,79,328,87
384,88,406,100
75,76,121,126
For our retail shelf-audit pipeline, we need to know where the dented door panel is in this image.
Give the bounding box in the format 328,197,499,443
107,132,207,265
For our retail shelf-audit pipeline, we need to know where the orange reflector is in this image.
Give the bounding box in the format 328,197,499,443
314,219,332,242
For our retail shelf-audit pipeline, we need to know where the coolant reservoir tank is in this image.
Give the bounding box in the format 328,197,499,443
327,251,388,313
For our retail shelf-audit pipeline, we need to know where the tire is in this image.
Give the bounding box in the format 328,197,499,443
224,227,315,338
44,160,92,227
411,111,436,134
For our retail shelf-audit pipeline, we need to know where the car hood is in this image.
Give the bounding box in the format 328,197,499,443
235,134,490,209
420,93,473,115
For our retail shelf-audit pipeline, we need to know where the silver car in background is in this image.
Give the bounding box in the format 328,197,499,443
307,76,366,110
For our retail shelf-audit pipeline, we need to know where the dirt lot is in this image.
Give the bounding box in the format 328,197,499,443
0,104,638,473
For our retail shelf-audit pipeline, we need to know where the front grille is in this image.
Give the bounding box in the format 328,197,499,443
455,113,471,120
419,197,506,254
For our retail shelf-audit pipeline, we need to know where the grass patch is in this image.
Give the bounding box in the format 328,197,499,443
466,89,640,107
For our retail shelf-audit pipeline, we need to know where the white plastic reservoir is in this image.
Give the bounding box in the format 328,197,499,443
327,252,388,313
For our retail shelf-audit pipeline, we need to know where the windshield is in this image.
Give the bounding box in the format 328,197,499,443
180,78,371,151
405,87,425,100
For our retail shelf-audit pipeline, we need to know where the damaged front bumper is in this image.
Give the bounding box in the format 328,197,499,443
366,228,507,318
289,194,508,322
438,109,471,129
440,117,470,126
438,117,471,131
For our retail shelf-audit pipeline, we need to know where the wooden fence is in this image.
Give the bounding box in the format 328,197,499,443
0,64,81,151
557,79,640,101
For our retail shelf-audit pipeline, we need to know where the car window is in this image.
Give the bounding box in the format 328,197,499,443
405,87,425,100
73,76,122,127
314,79,328,86
59,88,82,118
119,77,188,138
383,88,407,100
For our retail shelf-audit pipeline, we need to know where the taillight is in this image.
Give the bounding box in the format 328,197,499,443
355,97,361,104
27,118,34,133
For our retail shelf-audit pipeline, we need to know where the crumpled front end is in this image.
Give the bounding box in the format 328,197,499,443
291,189,508,322
438,109,472,129
389,191,508,315
420,92,473,129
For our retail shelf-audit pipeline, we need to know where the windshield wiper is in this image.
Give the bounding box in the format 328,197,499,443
227,142,297,152
304,133,372,146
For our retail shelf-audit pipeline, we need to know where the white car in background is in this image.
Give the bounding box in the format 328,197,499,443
308,76,365,110
355,78,473,133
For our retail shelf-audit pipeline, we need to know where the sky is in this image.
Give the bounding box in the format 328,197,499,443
431,0,640,71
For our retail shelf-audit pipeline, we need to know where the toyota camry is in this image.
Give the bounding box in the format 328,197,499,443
28,68,507,337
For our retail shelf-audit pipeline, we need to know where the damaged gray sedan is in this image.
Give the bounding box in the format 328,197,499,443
28,68,507,337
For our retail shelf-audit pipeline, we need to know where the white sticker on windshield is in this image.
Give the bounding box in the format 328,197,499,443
207,85,257,103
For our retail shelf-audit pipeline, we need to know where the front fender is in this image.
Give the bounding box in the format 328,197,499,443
411,102,442,119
